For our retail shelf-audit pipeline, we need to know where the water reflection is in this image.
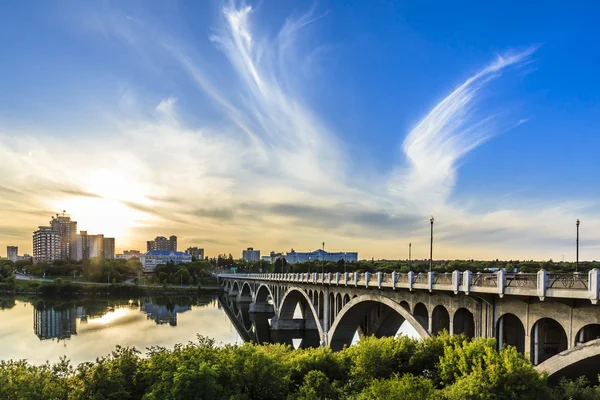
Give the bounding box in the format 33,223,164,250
0,296,240,365
218,295,321,349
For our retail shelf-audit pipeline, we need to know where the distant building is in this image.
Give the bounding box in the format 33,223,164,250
261,256,272,263
18,254,32,261
7,246,18,262
267,251,284,264
75,231,91,261
49,213,77,260
103,238,115,260
242,247,261,262
140,250,192,273
33,226,61,264
116,250,141,260
89,234,104,258
185,247,205,260
285,249,358,264
146,235,177,252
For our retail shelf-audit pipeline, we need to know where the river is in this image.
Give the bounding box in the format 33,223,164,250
0,295,418,365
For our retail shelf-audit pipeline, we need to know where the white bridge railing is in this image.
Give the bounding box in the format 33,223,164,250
218,269,600,303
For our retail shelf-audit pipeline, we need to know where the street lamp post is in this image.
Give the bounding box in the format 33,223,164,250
322,242,325,275
408,242,412,270
576,219,580,273
429,216,434,273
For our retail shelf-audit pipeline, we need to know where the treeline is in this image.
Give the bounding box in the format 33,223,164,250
0,333,597,399
231,258,600,275
150,261,216,286
3,257,143,283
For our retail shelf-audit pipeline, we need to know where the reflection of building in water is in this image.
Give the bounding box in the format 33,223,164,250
33,306,85,340
141,302,191,326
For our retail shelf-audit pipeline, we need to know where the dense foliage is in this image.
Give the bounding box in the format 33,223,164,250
0,333,598,399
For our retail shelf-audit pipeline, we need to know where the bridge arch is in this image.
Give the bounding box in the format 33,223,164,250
453,308,475,338
431,305,450,335
575,324,600,346
531,317,568,365
497,313,525,353
240,282,252,297
536,338,600,384
400,301,410,312
277,287,324,339
230,280,240,294
328,294,430,351
255,284,273,304
413,302,428,331
343,294,350,305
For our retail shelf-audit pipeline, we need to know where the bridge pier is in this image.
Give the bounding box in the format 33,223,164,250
249,303,275,313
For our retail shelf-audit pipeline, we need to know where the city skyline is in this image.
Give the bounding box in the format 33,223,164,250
2,2,600,261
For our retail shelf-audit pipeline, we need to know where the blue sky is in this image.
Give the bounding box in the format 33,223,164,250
1,0,600,260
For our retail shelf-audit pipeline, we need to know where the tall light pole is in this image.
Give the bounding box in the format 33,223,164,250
576,219,580,273
408,242,412,270
429,216,434,273
322,242,325,275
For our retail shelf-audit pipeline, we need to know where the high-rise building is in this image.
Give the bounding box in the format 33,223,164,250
185,247,205,260
7,246,18,262
89,234,104,258
103,238,115,260
33,226,61,264
49,213,77,260
76,231,91,261
147,236,177,252
242,247,261,262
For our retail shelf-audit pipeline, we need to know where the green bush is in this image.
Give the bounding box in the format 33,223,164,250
1,334,598,399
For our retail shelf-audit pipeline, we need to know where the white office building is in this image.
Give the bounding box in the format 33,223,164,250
285,249,358,264
140,250,192,273
242,247,261,262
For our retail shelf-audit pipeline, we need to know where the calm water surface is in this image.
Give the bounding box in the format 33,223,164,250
0,295,419,365
0,296,244,365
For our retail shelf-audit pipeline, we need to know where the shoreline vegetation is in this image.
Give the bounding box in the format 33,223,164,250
0,333,598,399
0,279,222,296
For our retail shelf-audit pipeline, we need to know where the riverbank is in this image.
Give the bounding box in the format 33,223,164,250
2,279,223,296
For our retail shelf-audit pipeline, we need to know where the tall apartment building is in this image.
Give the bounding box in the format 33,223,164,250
76,231,91,261
147,235,177,252
49,213,77,260
242,247,261,262
7,246,18,262
89,234,104,258
33,226,61,264
103,238,115,260
185,247,205,260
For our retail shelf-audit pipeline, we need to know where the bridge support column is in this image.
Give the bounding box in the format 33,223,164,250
323,287,331,345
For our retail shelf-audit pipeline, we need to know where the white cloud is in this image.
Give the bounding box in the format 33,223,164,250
389,47,537,213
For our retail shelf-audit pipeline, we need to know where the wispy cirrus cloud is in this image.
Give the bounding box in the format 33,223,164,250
389,47,537,212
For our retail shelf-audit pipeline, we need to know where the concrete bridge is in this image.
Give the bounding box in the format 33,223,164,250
218,269,600,376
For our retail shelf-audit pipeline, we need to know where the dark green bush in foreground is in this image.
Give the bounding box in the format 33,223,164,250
0,333,599,399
